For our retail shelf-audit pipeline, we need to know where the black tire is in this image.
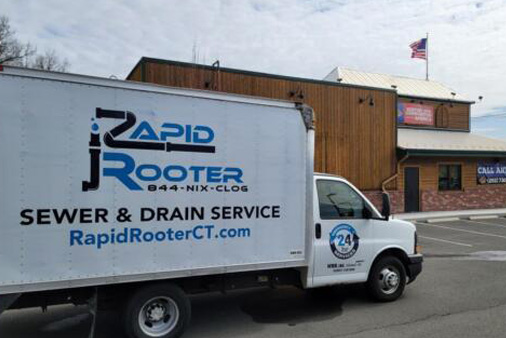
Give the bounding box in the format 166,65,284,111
367,256,406,302
123,283,191,338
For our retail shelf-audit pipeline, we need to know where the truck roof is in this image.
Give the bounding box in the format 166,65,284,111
0,65,300,110
314,172,344,179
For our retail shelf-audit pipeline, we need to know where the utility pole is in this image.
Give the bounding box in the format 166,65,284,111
426,32,429,81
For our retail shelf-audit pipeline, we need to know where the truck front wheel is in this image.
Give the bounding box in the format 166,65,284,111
367,256,406,302
123,283,191,338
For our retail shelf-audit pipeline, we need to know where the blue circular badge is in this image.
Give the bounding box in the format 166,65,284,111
329,224,360,260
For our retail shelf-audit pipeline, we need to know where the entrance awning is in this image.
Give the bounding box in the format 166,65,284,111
398,128,506,157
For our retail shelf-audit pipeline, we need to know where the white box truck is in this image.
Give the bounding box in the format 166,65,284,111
0,66,422,338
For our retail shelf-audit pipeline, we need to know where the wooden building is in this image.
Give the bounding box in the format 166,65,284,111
326,67,506,213
127,58,398,192
127,58,506,213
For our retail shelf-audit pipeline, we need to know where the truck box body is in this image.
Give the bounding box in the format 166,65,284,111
0,67,313,294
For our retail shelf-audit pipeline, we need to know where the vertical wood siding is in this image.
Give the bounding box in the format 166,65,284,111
128,64,142,82
129,61,398,190
398,157,484,191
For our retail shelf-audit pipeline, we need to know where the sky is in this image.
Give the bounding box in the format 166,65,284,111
2,0,506,140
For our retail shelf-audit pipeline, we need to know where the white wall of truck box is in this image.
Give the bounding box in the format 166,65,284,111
0,66,315,295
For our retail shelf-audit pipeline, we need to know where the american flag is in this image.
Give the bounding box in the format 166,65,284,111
410,38,427,59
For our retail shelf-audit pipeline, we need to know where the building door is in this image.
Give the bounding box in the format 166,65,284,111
404,167,420,212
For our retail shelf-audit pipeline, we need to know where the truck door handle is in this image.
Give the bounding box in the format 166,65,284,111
315,223,321,239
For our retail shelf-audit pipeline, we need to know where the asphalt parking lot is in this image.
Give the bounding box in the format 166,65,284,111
2,217,506,338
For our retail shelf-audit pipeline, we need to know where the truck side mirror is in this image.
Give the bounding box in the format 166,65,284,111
381,192,391,220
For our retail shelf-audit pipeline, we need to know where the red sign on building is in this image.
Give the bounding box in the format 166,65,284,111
398,102,434,126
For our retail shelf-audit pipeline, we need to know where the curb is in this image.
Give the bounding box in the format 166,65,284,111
395,211,506,223
468,215,499,220
425,217,460,223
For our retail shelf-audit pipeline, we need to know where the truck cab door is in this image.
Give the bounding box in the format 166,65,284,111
312,178,375,287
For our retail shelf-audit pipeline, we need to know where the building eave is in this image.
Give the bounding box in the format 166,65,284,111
398,94,475,105
397,148,506,158
127,57,398,93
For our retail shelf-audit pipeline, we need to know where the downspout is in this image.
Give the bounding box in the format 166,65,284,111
381,153,409,193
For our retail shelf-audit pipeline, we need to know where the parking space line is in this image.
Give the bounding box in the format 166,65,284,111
464,219,506,228
418,235,473,247
415,222,506,240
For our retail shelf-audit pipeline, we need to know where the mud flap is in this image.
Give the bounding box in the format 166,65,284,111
87,288,98,338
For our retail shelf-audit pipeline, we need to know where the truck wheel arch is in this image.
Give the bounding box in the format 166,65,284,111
369,247,411,280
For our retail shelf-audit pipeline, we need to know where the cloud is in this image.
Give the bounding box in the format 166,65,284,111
476,105,506,117
2,0,506,124
472,112,506,142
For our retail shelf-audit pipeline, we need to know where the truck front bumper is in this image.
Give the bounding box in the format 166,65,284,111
406,254,423,284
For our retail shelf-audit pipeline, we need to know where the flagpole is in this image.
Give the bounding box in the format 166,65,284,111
426,32,429,80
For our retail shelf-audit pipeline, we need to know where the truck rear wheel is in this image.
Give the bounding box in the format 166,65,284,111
367,256,406,302
123,283,191,338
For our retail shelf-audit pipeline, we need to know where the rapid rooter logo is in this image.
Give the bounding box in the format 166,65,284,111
82,108,244,192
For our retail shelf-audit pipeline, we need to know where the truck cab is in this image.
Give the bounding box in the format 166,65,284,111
309,173,422,301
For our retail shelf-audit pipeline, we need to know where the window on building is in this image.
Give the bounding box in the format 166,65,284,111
438,164,462,191
436,105,449,128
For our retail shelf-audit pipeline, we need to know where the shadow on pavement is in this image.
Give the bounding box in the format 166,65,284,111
0,284,370,338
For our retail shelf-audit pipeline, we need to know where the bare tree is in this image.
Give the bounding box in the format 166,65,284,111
30,49,70,72
0,16,70,72
0,16,35,65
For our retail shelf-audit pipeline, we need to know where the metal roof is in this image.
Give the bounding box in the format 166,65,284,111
324,67,473,103
398,128,506,156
